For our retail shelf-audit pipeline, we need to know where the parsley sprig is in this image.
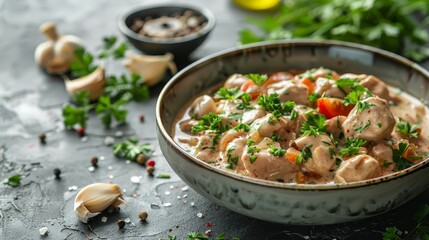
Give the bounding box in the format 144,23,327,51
383,204,429,240
296,145,313,165
236,93,253,110
3,174,21,188
300,114,327,136
113,138,153,161
95,95,128,128
269,146,286,157
339,138,367,157
214,87,244,100
245,73,268,85
104,74,150,102
62,91,93,128
69,48,98,78
392,142,414,170
191,113,229,134
98,36,129,59
257,93,298,119
396,121,420,139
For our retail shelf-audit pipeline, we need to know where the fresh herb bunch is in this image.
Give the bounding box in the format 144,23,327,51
113,138,153,161
70,48,98,78
238,0,429,62
396,120,420,139
104,74,150,102
300,114,327,136
245,73,268,85
191,113,229,134
257,93,297,119
62,91,93,128
95,95,129,128
3,174,21,187
383,204,429,240
339,138,367,157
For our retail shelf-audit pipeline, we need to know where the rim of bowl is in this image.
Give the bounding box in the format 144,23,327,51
156,39,429,191
118,3,216,45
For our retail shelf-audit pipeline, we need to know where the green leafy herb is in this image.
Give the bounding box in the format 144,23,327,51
70,48,98,78
236,93,253,110
104,74,150,102
62,91,92,128
214,87,243,100
96,95,128,128
249,155,257,163
396,121,420,139
226,146,239,168
257,93,296,118
392,142,414,170
238,0,429,62
336,78,360,88
187,231,208,240
339,138,367,157
3,174,21,187
245,73,268,85
191,113,229,134
343,90,363,106
98,35,128,59
354,120,371,132
233,123,250,132
356,101,375,113
113,138,153,161
308,93,320,106
156,173,171,179
271,133,280,141
300,114,327,136
215,233,225,240
168,235,177,240
383,204,429,240
296,145,313,165
269,146,286,157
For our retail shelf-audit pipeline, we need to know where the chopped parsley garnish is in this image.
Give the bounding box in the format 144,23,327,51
247,145,261,164
246,139,255,146
377,123,383,128
354,120,371,132
392,142,414,170
300,114,327,136
191,113,229,134
249,155,257,163
356,101,375,113
271,133,280,141
226,146,239,169
214,87,244,100
245,73,268,85
339,138,367,157
257,93,297,118
396,120,420,139
343,90,363,106
3,174,21,188
336,78,360,88
233,123,250,132
187,232,208,240
269,146,286,157
308,93,320,106
296,145,313,165
236,92,253,110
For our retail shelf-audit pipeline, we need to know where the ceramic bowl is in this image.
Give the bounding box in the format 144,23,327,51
156,40,429,224
118,3,215,58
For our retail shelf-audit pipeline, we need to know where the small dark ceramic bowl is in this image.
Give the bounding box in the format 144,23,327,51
118,3,215,58
156,39,429,224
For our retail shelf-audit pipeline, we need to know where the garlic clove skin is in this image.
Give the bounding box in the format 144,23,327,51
35,22,84,74
74,183,125,223
124,52,177,86
64,67,106,101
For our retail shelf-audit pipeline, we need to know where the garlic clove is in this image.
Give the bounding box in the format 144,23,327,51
124,52,177,86
64,67,106,101
74,183,125,223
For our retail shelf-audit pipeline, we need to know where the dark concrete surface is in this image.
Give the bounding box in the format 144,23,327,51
0,0,428,239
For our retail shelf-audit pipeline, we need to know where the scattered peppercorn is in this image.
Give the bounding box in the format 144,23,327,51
39,133,46,144
53,168,61,179
138,211,148,221
147,166,155,175
76,127,85,137
146,159,155,167
91,156,98,167
105,205,120,214
136,154,146,165
117,219,125,229
139,115,145,123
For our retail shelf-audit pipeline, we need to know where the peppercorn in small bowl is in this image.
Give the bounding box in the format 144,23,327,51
118,3,215,58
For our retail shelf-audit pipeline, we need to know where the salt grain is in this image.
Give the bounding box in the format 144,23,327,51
88,166,95,172
101,216,108,223
130,176,141,184
196,212,203,218
163,203,172,207
104,136,115,146
80,136,88,142
165,191,171,195
183,194,188,198
183,200,187,204
39,227,49,236
181,186,189,191
170,185,174,189
108,175,114,179
68,186,78,191
177,196,181,199
126,160,131,164
190,202,195,207
99,156,105,161
124,218,131,223
115,131,123,138
108,166,113,170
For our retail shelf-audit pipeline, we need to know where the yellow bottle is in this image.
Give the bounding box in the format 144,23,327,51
233,0,281,11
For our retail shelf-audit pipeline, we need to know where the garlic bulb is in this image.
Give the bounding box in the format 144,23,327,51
64,67,106,101
124,52,177,86
74,183,125,223
35,22,84,74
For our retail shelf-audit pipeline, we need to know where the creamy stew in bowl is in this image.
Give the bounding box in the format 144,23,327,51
173,68,429,184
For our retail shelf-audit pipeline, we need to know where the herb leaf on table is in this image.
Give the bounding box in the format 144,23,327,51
104,74,150,102
95,95,129,128
70,48,98,78
113,138,153,161
98,35,128,59
238,0,429,62
62,91,92,128
3,174,21,187
383,204,429,240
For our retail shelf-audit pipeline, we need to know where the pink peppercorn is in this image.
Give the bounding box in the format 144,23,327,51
146,159,155,167
77,127,85,136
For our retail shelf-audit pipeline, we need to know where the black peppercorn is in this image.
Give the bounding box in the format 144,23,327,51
91,156,98,168
39,133,46,144
53,168,61,179
117,219,125,229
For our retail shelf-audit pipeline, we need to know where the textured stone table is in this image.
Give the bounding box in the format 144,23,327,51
0,0,428,239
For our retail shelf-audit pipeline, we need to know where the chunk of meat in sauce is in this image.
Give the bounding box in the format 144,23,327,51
179,119,199,135
335,154,381,183
224,74,248,89
242,138,298,181
294,134,336,177
250,114,298,139
325,116,346,141
242,106,266,124
342,97,395,142
195,136,217,163
360,75,390,101
223,137,246,170
266,81,309,105
314,78,346,98
189,95,216,119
